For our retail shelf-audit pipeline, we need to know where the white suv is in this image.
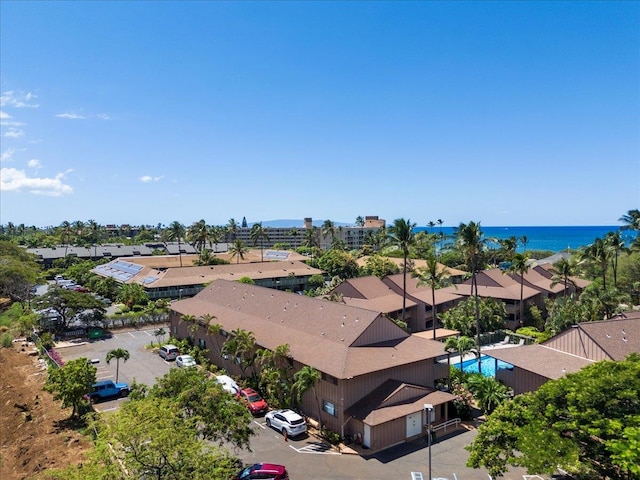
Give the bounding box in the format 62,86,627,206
159,344,179,361
265,409,307,438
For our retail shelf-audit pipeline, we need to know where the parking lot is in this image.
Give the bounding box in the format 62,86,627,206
58,328,544,479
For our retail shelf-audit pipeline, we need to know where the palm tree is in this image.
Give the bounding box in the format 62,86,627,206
221,328,256,377
187,219,210,254
72,220,85,245
549,257,579,295
292,366,322,429
226,218,239,242
388,218,416,323
455,221,486,373
506,252,530,326
520,235,528,252
60,220,72,257
250,222,270,262
355,216,365,228
105,348,130,383
167,221,186,267
582,237,611,289
619,209,640,231
427,220,436,233
302,227,319,249
605,231,628,288
414,254,453,339
86,219,101,259
288,228,300,249
229,239,248,264
444,335,478,370
321,220,336,247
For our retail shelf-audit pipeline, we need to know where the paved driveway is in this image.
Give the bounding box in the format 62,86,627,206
57,326,173,411
239,418,544,480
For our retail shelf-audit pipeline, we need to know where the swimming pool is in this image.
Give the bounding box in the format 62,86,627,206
454,355,513,377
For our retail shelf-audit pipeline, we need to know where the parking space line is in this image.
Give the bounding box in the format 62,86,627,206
144,331,152,336
253,420,266,429
128,332,136,338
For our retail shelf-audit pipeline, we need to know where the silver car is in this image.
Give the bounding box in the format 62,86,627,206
265,409,307,437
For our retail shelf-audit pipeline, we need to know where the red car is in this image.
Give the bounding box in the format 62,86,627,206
238,387,268,415
235,463,289,480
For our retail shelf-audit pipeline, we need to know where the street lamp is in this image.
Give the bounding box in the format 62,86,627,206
424,403,433,480
179,288,184,300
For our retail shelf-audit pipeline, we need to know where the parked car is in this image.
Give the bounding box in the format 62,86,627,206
238,387,268,415
158,344,179,361
175,354,196,368
265,409,307,438
214,374,240,395
87,380,130,402
234,463,289,480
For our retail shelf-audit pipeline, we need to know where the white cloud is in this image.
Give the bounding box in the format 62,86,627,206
4,128,24,138
0,167,73,196
140,175,164,183
56,113,87,119
96,113,110,120
27,159,42,169
1,148,15,163
0,110,9,119
0,91,39,108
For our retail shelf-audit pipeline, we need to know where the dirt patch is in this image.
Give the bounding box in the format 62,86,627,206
0,343,90,479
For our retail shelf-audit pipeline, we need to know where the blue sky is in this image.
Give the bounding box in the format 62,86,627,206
1,1,638,228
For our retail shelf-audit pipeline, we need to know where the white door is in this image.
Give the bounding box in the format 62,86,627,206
363,424,371,448
406,412,421,438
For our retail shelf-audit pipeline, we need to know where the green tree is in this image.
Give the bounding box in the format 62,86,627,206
250,222,270,262
0,240,40,306
444,335,477,370
33,286,106,331
440,297,506,337
316,249,359,279
44,357,96,418
321,219,336,246
221,328,256,378
505,252,530,326
116,282,148,309
292,365,322,428
106,348,130,383
167,220,186,267
414,254,453,339
455,221,487,372
149,367,253,448
466,354,640,479
229,239,248,264
96,396,241,479
361,254,400,278
549,257,579,295
187,219,211,254
153,327,166,346
388,218,416,323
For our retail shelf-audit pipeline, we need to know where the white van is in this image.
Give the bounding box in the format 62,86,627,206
215,374,239,395
159,344,179,361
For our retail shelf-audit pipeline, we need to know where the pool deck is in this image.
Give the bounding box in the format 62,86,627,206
448,340,523,364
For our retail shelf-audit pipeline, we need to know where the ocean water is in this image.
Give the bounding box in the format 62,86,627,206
415,225,636,253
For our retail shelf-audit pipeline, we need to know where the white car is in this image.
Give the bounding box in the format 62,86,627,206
214,374,239,395
175,355,196,368
265,409,307,438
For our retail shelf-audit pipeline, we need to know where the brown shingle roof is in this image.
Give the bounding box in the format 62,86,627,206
575,314,640,361
172,279,447,378
486,345,594,380
345,379,457,425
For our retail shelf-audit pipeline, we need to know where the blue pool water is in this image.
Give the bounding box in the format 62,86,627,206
455,355,513,377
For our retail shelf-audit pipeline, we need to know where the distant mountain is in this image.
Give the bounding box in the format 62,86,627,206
251,219,352,228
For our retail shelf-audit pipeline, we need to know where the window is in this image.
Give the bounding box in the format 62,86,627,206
321,372,338,385
198,338,206,349
322,400,337,417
